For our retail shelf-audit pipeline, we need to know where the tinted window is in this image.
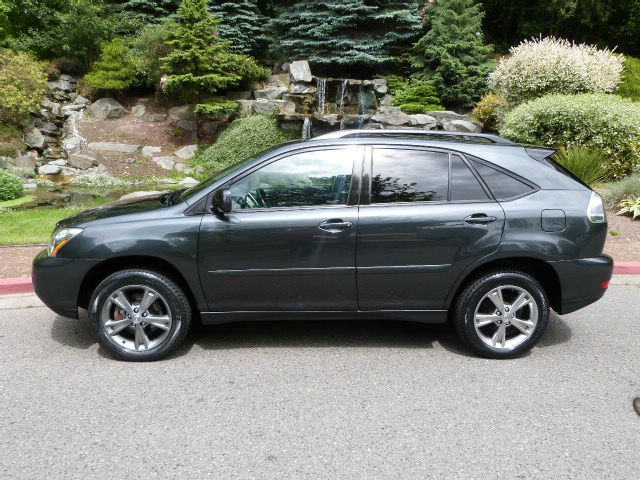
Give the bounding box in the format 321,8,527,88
231,149,353,210
451,156,490,201
470,159,534,200
371,149,449,204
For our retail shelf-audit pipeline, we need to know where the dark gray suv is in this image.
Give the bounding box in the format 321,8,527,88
33,130,613,361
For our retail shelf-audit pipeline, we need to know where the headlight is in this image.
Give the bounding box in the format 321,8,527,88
48,228,83,257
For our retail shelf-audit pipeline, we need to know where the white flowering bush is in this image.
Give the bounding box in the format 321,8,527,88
69,174,127,189
489,37,624,104
500,94,640,179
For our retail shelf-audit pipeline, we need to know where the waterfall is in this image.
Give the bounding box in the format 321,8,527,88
302,117,312,139
316,78,327,115
357,84,368,129
337,79,348,114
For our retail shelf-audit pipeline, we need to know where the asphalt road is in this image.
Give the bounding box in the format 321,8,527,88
1,278,639,480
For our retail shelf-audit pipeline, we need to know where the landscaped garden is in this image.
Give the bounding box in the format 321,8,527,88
1,0,640,271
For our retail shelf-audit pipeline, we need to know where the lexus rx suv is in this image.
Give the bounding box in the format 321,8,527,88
33,130,613,361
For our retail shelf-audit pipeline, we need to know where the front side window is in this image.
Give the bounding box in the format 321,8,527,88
231,149,354,210
371,149,449,204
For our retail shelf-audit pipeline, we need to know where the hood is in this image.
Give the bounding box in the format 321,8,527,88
57,192,171,228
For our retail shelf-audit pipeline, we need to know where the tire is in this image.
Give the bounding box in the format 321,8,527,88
89,269,192,361
453,270,550,359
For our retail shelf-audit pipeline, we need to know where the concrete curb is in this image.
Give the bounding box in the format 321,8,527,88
2,262,640,296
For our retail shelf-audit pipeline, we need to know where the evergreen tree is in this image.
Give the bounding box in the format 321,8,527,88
161,0,268,102
411,0,494,108
210,0,269,57
270,0,423,74
109,0,180,24
84,38,136,91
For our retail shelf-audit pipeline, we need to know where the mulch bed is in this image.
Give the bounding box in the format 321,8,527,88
0,245,45,278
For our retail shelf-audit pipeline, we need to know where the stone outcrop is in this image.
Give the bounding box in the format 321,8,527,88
89,98,127,119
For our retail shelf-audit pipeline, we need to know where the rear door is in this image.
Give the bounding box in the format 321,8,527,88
356,146,505,310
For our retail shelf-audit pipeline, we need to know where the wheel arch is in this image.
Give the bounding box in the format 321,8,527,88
77,255,199,315
446,256,562,313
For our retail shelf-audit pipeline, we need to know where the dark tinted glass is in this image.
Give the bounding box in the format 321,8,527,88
371,149,449,204
231,149,353,210
450,156,490,201
470,159,534,200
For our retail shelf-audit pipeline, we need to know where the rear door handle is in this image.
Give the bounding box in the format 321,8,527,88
318,219,353,232
464,214,497,225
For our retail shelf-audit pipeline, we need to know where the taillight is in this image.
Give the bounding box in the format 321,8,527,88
601,280,610,290
587,192,606,223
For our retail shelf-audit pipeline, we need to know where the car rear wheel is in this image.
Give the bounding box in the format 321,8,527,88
89,270,191,361
453,270,550,359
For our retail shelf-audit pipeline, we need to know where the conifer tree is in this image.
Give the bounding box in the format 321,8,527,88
411,0,494,108
161,0,267,102
210,0,269,57
270,0,423,73
111,0,180,24
84,38,136,91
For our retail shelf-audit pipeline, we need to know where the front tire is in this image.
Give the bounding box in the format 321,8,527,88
89,269,192,361
453,270,550,359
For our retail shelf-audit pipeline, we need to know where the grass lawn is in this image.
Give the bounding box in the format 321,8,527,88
0,208,84,245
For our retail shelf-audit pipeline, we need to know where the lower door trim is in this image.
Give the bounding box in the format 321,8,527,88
200,310,447,325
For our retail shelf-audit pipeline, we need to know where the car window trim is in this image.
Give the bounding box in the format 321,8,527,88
222,145,364,213
464,154,540,202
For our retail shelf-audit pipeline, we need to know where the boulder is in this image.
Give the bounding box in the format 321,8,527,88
48,159,67,166
23,182,37,190
168,105,195,121
63,135,84,155
67,153,96,170
179,177,200,187
58,166,81,176
266,74,291,87
237,100,255,116
24,127,45,149
282,94,312,111
202,121,220,134
174,144,197,160
152,156,176,170
176,120,198,131
61,103,85,116
119,191,163,201
252,99,296,115
173,163,187,173
38,164,61,175
372,78,388,95
254,87,288,101
131,105,146,117
289,61,313,83
0,157,8,169
89,98,127,119
73,95,90,106
34,120,58,136
226,91,252,100
290,83,317,95
144,113,168,122
443,119,482,133
372,106,411,126
88,142,140,154
142,146,162,158
428,110,467,127
11,155,36,169
47,78,74,93
409,114,438,129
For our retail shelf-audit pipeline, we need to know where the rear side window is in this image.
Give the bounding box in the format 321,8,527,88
470,159,535,200
371,149,449,203
450,156,490,201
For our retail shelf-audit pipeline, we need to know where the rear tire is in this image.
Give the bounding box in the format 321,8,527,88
453,270,549,359
89,269,192,361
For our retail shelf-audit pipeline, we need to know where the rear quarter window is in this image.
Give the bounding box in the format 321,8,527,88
469,159,536,200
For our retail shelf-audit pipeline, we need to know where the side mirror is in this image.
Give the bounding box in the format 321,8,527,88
212,188,232,214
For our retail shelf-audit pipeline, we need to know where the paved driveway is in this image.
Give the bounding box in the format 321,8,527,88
1,278,639,479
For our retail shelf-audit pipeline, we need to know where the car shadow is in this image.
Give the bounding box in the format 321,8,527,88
49,312,571,359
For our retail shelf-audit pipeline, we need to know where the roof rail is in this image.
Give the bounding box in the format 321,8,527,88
313,129,515,145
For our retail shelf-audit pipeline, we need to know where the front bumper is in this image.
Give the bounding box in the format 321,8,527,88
32,249,100,319
550,254,614,314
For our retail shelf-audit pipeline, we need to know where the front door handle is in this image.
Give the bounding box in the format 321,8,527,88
464,214,497,225
318,219,353,233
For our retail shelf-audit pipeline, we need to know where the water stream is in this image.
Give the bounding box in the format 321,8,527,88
301,117,312,139
316,78,327,115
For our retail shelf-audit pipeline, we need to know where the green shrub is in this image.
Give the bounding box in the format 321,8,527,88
387,76,444,114
500,94,640,179
555,146,607,186
0,122,24,157
472,93,507,131
603,175,640,209
0,49,48,125
190,115,297,177
84,39,136,92
617,56,640,101
0,170,23,201
130,21,172,94
618,197,640,219
194,98,239,118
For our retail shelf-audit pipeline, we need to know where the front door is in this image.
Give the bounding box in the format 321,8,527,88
198,146,363,312
356,147,505,311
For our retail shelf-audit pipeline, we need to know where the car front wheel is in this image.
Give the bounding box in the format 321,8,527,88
89,269,192,361
453,270,550,359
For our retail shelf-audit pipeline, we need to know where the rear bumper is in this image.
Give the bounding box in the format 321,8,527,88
550,255,614,314
32,249,99,319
